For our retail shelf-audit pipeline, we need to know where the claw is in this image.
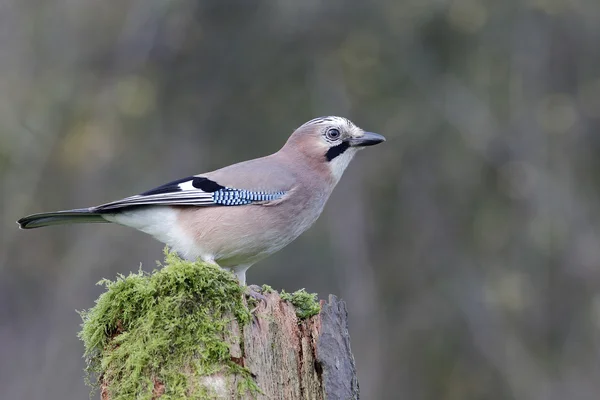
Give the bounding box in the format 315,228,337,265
245,285,267,312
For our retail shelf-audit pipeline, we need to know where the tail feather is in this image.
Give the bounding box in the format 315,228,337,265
17,208,109,229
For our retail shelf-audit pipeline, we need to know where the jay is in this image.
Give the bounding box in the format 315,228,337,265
18,116,385,285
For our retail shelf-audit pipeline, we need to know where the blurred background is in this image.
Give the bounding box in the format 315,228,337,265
2,0,600,399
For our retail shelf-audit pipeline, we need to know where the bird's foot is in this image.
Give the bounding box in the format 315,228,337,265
245,284,267,311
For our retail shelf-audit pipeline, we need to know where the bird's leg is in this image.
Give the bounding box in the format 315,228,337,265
228,264,267,305
204,262,264,306
232,267,247,286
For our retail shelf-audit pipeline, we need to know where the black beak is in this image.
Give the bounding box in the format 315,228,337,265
349,131,386,147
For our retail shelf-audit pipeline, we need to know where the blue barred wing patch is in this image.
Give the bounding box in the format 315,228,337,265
212,188,286,206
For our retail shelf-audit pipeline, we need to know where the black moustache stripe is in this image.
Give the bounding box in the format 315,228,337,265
325,141,350,162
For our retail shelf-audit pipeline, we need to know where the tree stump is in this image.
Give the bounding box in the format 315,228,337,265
80,252,358,399
202,292,359,400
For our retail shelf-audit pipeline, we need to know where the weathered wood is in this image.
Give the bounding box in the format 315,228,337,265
316,295,360,400
100,291,358,399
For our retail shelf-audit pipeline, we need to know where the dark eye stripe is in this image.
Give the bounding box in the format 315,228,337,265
325,141,350,161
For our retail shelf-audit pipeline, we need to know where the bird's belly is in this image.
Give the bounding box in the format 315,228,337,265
213,227,295,268
176,202,323,267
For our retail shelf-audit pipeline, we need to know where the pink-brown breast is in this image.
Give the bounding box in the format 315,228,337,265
175,181,330,268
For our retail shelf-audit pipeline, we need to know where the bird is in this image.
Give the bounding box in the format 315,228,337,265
17,116,385,286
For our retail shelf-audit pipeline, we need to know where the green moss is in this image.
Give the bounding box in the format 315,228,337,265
280,289,321,319
79,248,257,399
260,284,273,294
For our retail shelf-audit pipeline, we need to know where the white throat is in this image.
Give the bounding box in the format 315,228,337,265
328,147,359,183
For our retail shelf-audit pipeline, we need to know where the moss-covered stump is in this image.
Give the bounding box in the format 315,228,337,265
80,251,359,399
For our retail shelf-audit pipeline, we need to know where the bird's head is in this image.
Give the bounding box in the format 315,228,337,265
282,116,386,183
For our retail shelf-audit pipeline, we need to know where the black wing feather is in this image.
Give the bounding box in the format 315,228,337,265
140,176,192,195
91,176,286,213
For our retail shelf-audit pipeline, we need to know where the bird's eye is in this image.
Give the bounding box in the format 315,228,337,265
326,128,341,140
